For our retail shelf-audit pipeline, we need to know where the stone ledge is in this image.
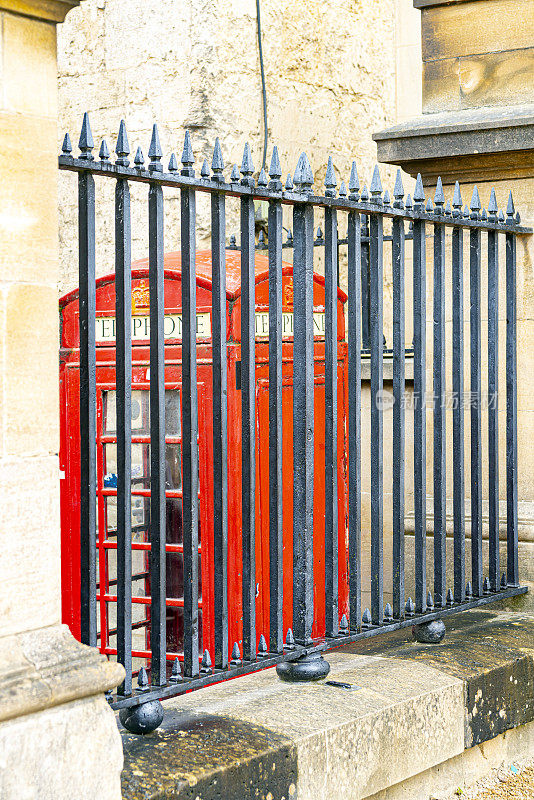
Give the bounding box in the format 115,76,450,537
120,610,534,800
373,105,534,182
0,623,124,724
0,1,80,23
413,0,483,7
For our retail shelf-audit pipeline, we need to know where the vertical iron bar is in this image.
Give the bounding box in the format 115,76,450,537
347,211,361,631
488,228,499,590
115,178,132,693
361,216,370,350
241,194,256,662
369,211,383,625
324,205,339,637
292,200,315,645
452,223,465,602
392,216,405,619
470,227,483,597
212,191,229,668
413,217,427,613
433,219,446,607
181,185,200,677
79,171,97,647
268,199,283,653
506,231,518,586
149,181,166,685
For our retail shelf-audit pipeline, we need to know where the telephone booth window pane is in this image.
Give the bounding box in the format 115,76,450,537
103,389,180,437
103,389,149,435
104,443,181,493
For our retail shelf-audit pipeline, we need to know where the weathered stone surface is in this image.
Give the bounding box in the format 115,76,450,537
364,719,534,800
122,650,464,800
0,623,125,723
340,610,534,747
56,0,404,295
121,710,297,800
0,694,123,800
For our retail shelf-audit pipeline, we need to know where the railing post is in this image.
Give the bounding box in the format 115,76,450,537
277,153,329,682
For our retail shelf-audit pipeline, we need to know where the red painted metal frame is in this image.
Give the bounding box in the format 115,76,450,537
59,251,348,672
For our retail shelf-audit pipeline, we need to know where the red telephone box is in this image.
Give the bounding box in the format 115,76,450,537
59,251,349,674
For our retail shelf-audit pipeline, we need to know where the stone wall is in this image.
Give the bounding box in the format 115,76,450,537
57,0,421,294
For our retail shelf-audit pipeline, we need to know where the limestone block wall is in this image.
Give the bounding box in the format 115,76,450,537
57,0,421,295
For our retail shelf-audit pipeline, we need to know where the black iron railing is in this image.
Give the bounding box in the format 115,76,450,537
59,114,529,734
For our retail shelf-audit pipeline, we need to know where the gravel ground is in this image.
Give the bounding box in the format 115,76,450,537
448,760,534,800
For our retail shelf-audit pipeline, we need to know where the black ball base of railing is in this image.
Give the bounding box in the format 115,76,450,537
276,651,331,682
412,619,446,644
119,700,164,734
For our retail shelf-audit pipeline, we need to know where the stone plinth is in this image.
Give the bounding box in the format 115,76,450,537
0,2,124,797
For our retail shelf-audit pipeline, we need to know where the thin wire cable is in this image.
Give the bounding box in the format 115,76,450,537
256,0,268,172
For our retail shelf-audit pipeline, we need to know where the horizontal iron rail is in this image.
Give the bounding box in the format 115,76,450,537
59,157,530,234
110,584,527,709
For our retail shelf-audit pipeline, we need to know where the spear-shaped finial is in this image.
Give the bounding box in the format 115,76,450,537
427,590,434,609
61,132,72,155
444,200,452,216
405,193,413,210
99,139,110,162
370,165,383,204
383,189,391,207
481,208,488,222
285,173,293,191
340,614,349,634
134,146,145,170
200,649,212,673
348,161,360,200
413,173,425,209
470,185,481,219
258,634,268,658
325,155,337,197
169,657,182,683
446,588,454,606
230,164,240,183
201,158,210,178
498,209,505,223
434,176,445,211
258,168,268,187
362,608,372,627
425,198,434,213
405,597,415,615
268,146,282,190
230,642,242,665
506,190,515,221
240,142,255,186
285,628,295,649
487,188,498,221
168,153,178,172
360,184,369,202
78,112,94,160
384,603,393,621
393,169,404,208
181,130,195,177
339,181,347,197
136,666,150,692
211,138,224,182
148,124,163,173
115,120,130,167
452,181,462,217
293,152,313,193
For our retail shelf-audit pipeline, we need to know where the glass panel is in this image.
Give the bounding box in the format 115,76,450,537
104,443,181,492
103,389,180,437
166,552,202,600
